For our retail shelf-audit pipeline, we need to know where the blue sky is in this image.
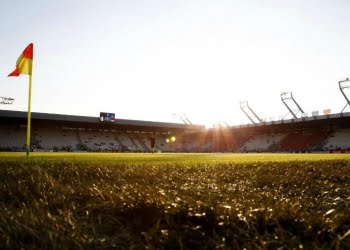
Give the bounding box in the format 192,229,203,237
0,0,350,127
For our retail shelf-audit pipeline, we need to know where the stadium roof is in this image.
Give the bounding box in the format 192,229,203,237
234,112,350,128
0,110,204,132
203,111,350,134
2,110,350,133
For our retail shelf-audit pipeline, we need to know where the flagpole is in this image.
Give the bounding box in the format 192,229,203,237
26,74,32,158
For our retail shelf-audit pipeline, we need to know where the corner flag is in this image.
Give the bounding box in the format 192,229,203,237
8,43,33,77
8,43,34,157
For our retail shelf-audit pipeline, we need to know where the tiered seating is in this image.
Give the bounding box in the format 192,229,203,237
167,139,183,152
323,128,350,150
35,128,79,150
0,126,26,150
196,140,213,152
2,124,346,153
175,130,239,153
180,133,200,152
211,129,233,152
202,130,252,153
137,133,153,151
79,130,101,150
174,131,212,152
276,130,330,152
193,133,213,152
127,132,147,151
100,131,122,150
240,133,286,152
134,133,171,152
159,136,176,152
116,132,138,151
78,130,121,151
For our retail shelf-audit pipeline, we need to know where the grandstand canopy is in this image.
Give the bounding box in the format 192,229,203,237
0,110,204,133
207,111,350,134
2,110,350,135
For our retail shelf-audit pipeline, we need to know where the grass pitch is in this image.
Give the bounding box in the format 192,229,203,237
1,153,350,249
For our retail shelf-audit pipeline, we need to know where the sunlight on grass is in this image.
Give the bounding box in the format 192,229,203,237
0,153,350,248
1,152,350,164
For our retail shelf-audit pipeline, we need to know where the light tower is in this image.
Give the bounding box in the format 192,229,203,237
281,92,305,119
339,78,350,113
172,113,192,125
182,113,192,125
239,101,262,124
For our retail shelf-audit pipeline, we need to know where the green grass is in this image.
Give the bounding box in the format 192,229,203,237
2,151,350,163
1,153,350,249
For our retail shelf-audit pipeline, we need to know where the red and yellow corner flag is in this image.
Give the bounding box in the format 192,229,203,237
8,43,34,77
8,43,34,157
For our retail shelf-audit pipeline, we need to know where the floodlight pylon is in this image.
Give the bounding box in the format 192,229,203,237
281,92,304,119
0,96,14,105
182,113,193,125
172,113,192,125
339,78,350,113
240,101,262,124
221,121,230,127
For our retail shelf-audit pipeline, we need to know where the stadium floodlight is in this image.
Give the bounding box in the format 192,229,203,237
172,114,188,124
165,136,176,143
0,96,15,105
281,92,305,119
182,113,193,125
213,122,223,128
172,113,192,125
239,101,262,124
339,78,350,113
221,121,230,127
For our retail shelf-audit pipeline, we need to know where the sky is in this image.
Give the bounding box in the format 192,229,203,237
0,0,350,127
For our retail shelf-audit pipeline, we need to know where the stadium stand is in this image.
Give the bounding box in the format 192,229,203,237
240,133,287,152
79,129,107,151
209,129,253,152
137,132,152,151
323,128,350,151
117,132,138,151
272,129,331,152
126,132,147,152
180,133,199,152
35,128,80,151
1,110,350,153
0,126,26,151
156,134,173,152
195,132,214,152
77,129,143,152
